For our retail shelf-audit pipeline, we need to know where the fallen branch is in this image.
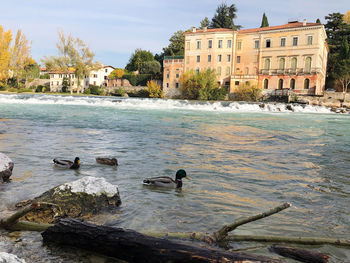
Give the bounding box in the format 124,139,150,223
42,218,280,263
269,245,329,263
213,202,291,241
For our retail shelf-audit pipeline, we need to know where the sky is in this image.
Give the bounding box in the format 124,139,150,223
2,0,349,68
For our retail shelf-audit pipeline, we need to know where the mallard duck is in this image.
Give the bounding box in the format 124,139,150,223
143,169,190,189
96,157,118,166
53,157,80,169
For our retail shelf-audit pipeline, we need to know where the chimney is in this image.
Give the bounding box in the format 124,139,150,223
192,27,197,33
203,27,207,32
303,19,307,26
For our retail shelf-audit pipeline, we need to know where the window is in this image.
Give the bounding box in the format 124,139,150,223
279,58,285,70
196,55,200,62
186,56,189,64
254,40,260,49
176,83,179,88
291,57,297,70
166,73,169,79
264,58,270,70
208,40,212,48
293,37,298,46
72,81,74,86
57,81,59,85
93,81,96,85
244,67,249,75
280,38,286,47
227,40,232,48
218,54,222,62
166,83,169,88
235,81,240,86
59,74,62,78
186,42,190,50
226,67,230,75
304,78,310,89
94,74,98,78
266,39,271,48
208,55,212,62
105,69,108,73
196,40,201,49
237,41,242,50
305,57,312,72
196,68,200,73
307,36,313,45
278,79,284,89
217,67,221,75
218,40,223,48
263,79,268,89
50,74,54,78
176,73,179,78
290,79,295,90
227,54,231,62
104,76,107,80
86,81,89,86
236,56,241,63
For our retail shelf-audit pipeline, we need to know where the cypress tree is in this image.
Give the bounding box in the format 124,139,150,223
316,18,321,24
260,13,269,28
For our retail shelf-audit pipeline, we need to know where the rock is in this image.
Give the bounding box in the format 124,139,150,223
96,157,118,166
0,252,26,263
0,153,14,183
15,176,121,224
285,104,294,111
330,107,337,112
259,103,265,109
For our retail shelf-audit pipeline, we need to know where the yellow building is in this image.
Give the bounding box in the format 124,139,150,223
164,20,328,97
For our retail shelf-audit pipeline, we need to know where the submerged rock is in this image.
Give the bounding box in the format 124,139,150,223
0,252,26,263
0,153,14,183
16,176,121,224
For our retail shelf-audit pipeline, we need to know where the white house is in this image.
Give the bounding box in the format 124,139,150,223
49,65,115,92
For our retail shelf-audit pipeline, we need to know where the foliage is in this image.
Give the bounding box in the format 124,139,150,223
42,30,101,94
344,11,350,24
125,49,154,72
116,87,126,96
35,85,45,92
163,30,185,56
316,18,321,24
61,77,70,93
0,26,12,82
200,17,210,29
260,13,269,28
210,3,241,30
232,84,262,101
140,61,161,75
122,74,151,86
17,88,33,93
146,80,164,98
23,62,40,79
40,73,50,79
127,89,149,98
84,85,104,95
180,69,227,100
109,68,125,79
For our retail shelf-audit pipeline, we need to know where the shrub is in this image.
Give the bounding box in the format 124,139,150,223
85,85,104,95
232,84,262,101
180,69,227,100
40,73,50,79
140,61,161,75
116,87,126,96
8,88,18,92
122,74,152,86
146,80,164,98
35,85,45,92
17,88,33,93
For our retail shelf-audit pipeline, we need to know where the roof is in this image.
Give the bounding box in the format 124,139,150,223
103,65,115,69
238,22,321,34
184,28,234,35
164,56,184,60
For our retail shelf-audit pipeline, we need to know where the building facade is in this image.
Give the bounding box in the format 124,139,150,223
162,56,184,98
49,65,115,92
164,20,328,97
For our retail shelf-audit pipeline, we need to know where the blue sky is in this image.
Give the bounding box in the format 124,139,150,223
2,0,348,68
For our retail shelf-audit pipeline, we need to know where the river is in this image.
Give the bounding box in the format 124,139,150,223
0,94,349,262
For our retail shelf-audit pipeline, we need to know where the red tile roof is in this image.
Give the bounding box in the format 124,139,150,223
238,22,321,34
184,28,234,34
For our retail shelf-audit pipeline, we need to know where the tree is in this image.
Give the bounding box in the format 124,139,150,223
0,26,12,82
163,30,185,56
23,59,40,80
210,3,241,30
260,13,269,28
334,39,350,97
125,49,154,72
316,18,321,24
200,17,210,29
109,68,124,79
180,69,226,100
42,30,101,94
146,80,164,98
140,61,161,75
344,11,350,24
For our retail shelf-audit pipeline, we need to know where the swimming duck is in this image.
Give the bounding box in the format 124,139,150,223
53,157,80,169
143,169,190,189
96,157,118,166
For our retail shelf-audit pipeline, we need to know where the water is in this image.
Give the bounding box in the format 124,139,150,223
0,94,349,262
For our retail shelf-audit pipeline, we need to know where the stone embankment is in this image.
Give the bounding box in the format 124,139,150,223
0,153,14,183
299,91,350,109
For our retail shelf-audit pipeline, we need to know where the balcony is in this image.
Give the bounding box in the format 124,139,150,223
231,74,258,80
259,67,322,76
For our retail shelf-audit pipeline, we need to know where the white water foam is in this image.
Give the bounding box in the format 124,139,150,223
0,94,333,114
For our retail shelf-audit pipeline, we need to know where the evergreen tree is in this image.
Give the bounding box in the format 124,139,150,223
210,3,241,30
125,49,154,72
260,13,269,28
316,18,321,24
200,17,210,29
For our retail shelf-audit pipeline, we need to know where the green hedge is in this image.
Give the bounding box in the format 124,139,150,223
122,74,152,86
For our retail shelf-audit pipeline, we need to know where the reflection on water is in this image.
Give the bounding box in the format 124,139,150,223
0,95,349,262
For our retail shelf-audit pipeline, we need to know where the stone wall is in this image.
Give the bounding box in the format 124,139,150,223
298,91,350,108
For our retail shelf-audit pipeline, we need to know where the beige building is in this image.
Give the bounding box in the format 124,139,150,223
164,20,328,97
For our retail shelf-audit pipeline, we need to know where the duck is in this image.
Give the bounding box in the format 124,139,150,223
53,157,80,169
143,169,190,189
96,157,118,166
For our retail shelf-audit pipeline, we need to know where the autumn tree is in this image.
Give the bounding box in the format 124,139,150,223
210,3,241,30
42,30,101,94
0,26,12,83
344,11,350,24
109,68,125,79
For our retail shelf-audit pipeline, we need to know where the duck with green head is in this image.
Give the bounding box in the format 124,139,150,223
143,169,190,189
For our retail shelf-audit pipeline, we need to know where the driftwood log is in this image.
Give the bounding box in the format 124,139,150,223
42,218,280,263
269,245,329,263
